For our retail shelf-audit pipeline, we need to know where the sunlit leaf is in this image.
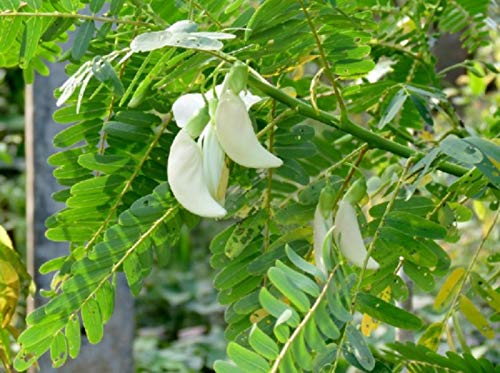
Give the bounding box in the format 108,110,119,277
434,268,465,312
458,295,494,339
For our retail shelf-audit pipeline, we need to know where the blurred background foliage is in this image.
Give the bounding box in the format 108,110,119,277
0,9,499,373
0,68,25,254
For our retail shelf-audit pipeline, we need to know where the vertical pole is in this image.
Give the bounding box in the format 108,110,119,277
25,65,135,372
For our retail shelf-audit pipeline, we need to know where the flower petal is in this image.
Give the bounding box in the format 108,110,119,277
215,90,282,168
214,84,261,109
167,130,226,218
200,124,226,201
313,205,332,275
333,200,379,269
172,93,206,128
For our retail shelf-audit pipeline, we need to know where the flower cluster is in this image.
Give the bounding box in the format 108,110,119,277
167,64,283,218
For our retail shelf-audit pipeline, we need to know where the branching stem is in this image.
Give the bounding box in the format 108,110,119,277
331,145,369,214
246,73,469,178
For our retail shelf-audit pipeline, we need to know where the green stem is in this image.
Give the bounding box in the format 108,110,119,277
0,11,152,26
191,0,223,27
246,73,469,178
205,50,469,179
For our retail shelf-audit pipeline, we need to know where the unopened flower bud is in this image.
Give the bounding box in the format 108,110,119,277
333,200,379,269
318,184,336,219
225,61,248,95
343,178,367,204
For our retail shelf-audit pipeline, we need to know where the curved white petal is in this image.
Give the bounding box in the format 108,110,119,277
167,130,226,218
200,124,226,201
313,205,332,275
240,90,262,109
215,90,282,168
213,84,261,109
172,93,205,128
333,200,379,270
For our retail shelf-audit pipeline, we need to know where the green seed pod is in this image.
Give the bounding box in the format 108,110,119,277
226,61,248,95
343,178,367,204
184,105,210,138
318,184,336,219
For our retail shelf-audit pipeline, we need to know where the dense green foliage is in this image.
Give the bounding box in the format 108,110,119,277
0,0,499,372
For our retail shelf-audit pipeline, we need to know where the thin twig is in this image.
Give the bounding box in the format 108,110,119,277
190,0,223,28
439,210,499,338
0,11,153,26
297,0,347,114
270,265,339,372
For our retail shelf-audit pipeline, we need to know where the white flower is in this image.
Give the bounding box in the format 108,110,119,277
333,200,379,270
214,89,283,168
167,129,226,218
172,84,260,128
168,83,282,218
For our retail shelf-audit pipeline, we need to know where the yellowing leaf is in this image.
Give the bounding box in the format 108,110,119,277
473,201,486,221
0,226,13,250
361,287,390,337
380,286,391,302
0,260,20,327
434,267,465,312
291,65,304,81
361,313,379,337
250,308,268,324
459,295,494,339
421,130,434,142
281,86,297,98
418,322,442,351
